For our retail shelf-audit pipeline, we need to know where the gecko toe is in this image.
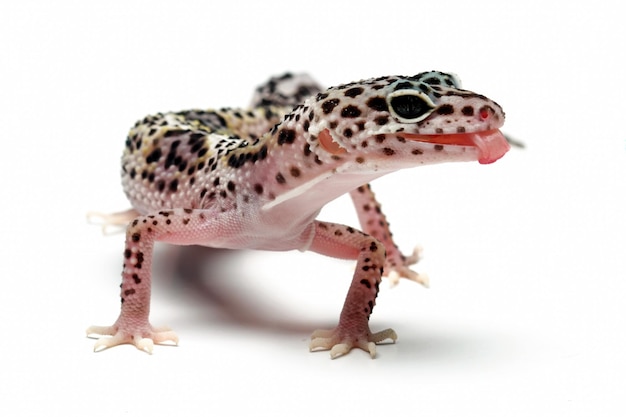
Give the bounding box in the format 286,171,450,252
309,326,396,359
87,322,178,353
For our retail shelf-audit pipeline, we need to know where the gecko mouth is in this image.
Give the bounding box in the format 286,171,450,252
398,129,510,164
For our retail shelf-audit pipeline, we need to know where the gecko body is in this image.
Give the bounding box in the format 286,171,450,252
88,72,509,358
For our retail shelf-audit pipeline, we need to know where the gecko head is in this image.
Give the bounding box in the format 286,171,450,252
305,71,509,170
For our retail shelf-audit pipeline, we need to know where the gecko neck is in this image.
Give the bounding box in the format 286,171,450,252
236,105,382,212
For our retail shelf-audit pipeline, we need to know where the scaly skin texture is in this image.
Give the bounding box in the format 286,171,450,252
87,72,508,358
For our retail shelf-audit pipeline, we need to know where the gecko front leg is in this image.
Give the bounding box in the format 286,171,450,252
350,184,427,287
86,208,218,352
308,221,397,359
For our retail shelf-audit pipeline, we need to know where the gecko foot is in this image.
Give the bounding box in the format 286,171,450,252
384,246,429,287
86,323,179,354
309,326,397,359
86,208,140,235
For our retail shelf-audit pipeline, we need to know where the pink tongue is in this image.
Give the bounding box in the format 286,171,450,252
472,129,510,164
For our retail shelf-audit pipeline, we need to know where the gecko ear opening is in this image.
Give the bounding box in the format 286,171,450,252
319,129,346,155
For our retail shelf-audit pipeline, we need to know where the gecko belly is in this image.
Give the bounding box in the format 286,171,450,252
399,129,510,164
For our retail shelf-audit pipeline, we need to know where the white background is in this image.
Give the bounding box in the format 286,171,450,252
1,1,625,415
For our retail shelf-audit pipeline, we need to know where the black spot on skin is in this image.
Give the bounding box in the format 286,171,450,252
356,157,364,164
343,128,353,138
424,77,441,85
169,179,178,192
164,129,187,138
341,105,362,118
132,274,141,284
369,241,378,252
124,249,131,259
321,99,340,114
254,184,263,194
360,279,372,289
276,172,286,184
366,97,388,112
436,104,454,115
124,289,136,297
412,149,423,155
164,152,176,169
382,148,395,156
157,180,165,192
227,181,236,192
277,129,296,145
457,126,466,133
418,84,431,93
146,148,162,164
462,106,474,116
344,87,364,98
290,167,301,178
228,153,246,169
316,92,329,101
190,141,203,153
375,116,389,125
393,81,413,91
131,233,140,242
434,144,444,151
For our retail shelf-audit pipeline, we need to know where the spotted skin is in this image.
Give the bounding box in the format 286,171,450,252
87,72,508,358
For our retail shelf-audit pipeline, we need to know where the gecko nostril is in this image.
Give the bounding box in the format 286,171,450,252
479,106,492,120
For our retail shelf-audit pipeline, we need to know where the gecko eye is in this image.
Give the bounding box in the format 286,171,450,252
388,91,435,122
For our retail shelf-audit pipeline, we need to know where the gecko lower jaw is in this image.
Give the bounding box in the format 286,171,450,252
399,129,510,164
